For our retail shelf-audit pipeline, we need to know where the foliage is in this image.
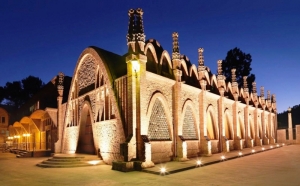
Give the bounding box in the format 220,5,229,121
222,47,256,92
0,75,44,108
277,104,300,128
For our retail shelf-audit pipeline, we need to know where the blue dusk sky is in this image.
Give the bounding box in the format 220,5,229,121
0,0,299,113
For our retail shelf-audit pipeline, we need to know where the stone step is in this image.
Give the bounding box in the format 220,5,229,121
36,154,104,168
41,160,87,164
47,157,84,162
16,151,33,158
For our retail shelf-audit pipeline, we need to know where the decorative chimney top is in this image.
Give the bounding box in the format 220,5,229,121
217,60,223,75
172,32,180,61
260,86,264,98
272,94,276,103
126,8,145,44
231,68,237,83
197,48,205,72
57,72,64,90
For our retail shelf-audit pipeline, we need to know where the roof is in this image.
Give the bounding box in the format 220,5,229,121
90,46,126,80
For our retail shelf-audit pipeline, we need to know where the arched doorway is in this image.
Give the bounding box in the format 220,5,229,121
76,104,95,154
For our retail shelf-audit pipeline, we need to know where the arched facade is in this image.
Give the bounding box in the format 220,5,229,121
48,8,278,167
0,107,9,143
61,47,126,164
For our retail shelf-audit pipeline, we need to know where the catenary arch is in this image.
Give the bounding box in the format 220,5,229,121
62,46,126,157
206,105,218,140
180,99,199,139
146,92,173,141
64,46,125,126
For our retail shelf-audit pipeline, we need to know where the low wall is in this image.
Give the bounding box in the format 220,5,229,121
151,141,172,163
277,129,286,143
186,140,199,158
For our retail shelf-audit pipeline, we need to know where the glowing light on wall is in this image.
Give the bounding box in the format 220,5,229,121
131,59,140,72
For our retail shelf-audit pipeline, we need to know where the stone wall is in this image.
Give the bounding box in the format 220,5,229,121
186,140,199,158
211,140,219,154
93,119,123,164
276,129,286,143
63,126,79,153
296,125,300,144
150,141,173,163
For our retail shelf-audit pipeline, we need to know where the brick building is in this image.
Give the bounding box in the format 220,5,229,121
56,8,277,168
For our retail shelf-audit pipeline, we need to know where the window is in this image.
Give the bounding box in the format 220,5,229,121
1,117,5,123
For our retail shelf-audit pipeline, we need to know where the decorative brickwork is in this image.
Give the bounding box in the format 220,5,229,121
78,55,96,91
182,106,197,140
148,99,171,140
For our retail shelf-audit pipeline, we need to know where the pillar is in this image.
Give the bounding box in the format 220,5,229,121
288,107,293,141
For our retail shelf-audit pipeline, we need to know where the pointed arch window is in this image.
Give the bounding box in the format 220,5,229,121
148,99,171,141
182,106,197,140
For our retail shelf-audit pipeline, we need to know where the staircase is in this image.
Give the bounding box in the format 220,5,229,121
16,150,33,158
36,154,104,168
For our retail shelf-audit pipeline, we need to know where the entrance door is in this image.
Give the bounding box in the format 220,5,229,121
76,106,95,154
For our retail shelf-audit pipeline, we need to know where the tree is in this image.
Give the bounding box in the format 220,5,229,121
0,86,4,103
222,47,255,92
22,76,44,100
0,76,44,108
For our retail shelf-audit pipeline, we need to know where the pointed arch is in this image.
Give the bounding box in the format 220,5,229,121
146,92,172,141
237,112,245,139
180,99,198,140
206,105,218,140
76,99,95,154
180,59,189,77
145,43,158,73
159,51,173,78
224,109,232,140
189,65,198,79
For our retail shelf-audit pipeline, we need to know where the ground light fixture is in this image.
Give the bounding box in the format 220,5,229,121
262,147,265,151
196,160,202,167
221,155,226,161
160,167,166,175
251,149,255,153
87,160,101,165
276,144,279,147
238,151,243,156
270,145,273,149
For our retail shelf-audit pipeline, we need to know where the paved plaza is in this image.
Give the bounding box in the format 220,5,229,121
1,145,300,186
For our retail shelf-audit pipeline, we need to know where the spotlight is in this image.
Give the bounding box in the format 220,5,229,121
252,149,255,153
276,144,279,147
160,167,166,175
238,152,243,156
262,147,265,151
196,160,202,167
221,155,226,161
282,143,285,146
88,160,101,165
270,146,273,149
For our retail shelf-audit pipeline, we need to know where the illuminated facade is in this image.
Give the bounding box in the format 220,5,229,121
0,106,9,144
7,75,71,154
58,8,277,167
